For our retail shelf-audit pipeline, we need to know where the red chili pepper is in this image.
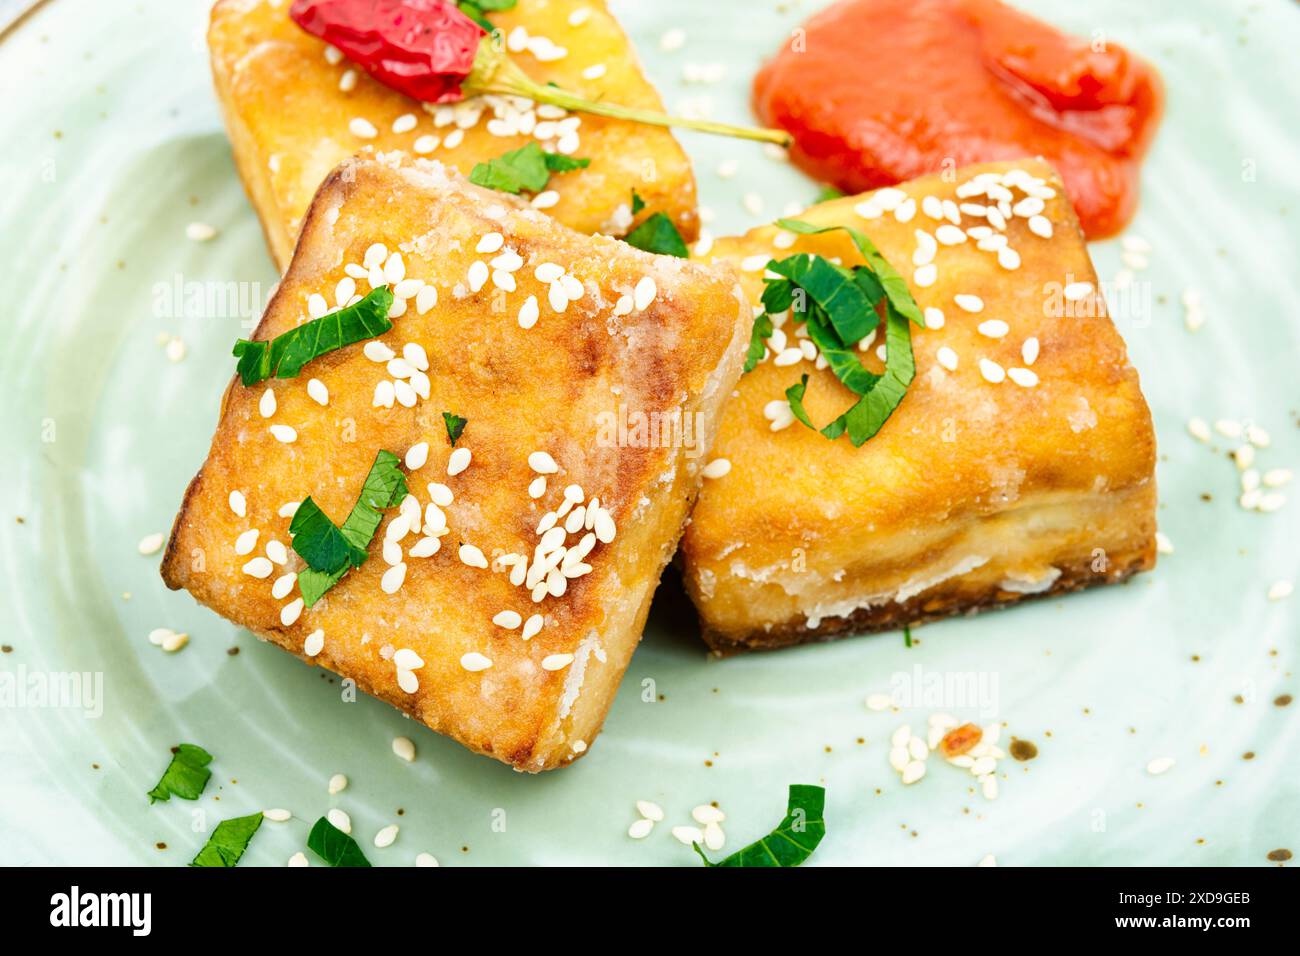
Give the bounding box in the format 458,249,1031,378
290,0,790,144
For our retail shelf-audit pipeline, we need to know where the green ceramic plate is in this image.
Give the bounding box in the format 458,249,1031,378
2,0,1297,866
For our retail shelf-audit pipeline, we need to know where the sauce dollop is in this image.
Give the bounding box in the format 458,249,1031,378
753,0,1163,237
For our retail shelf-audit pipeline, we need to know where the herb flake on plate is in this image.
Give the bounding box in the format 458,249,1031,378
468,141,590,195
147,743,213,803
307,816,372,867
624,211,689,258
190,812,263,868
694,784,826,867
232,286,394,386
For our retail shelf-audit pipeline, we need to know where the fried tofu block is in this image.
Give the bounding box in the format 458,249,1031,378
209,0,698,270
681,159,1157,652
162,153,748,769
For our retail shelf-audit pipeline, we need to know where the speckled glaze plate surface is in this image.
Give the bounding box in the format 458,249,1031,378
2,0,1297,866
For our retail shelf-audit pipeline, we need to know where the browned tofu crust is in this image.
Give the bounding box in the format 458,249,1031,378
209,0,699,269
163,153,749,769
681,159,1157,653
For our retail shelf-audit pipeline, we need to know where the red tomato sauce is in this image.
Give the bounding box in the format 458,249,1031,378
753,0,1163,238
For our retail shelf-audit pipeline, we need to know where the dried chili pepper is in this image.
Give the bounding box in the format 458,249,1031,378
290,0,790,145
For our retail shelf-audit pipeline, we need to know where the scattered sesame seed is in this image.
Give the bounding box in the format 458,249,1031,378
936,347,959,371
460,652,493,672
415,852,439,867
493,610,522,629
185,221,217,242
1062,281,1093,301
660,28,686,52
392,737,416,762
288,852,309,867
671,825,703,845
327,808,352,833
634,276,657,311
521,614,544,640
138,532,165,555
1146,757,1175,775
229,490,247,517
458,544,489,569
628,818,654,839
263,808,292,822
637,800,665,822
1267,580,1293,601
866,693,893,711
702,458,731,479
528,451,559,474
542,653,574,671
269,424,297,443
243,557,274,579
1006,367,1038,387
349,117,378,139
280,598,304,627
954,294,984,313
405,442,429,470
1155,531,1174,555
304,629,325,657
328,773,348,795
977,319,1009,338
235,528,259,555
374,824,399,848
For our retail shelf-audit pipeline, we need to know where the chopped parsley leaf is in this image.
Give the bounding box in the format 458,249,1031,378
232,287,394,386
631,189,646,215
190,812,263,868
624,211,689,258
443,412,468,446
147,743,212,804
290,450,408,607
468,142,590,195
743,312,774,374
307,816,372,867
693,784,826,867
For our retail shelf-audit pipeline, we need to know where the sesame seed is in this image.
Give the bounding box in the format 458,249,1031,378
381,563,406,594
138,532,165,555
1062,281,1093,301
243,557,274,578
235,528,259,555
978,319,1009,338
1027,215,1052,239
269,424,297,443
978,358,1005,384
327,808,352,833
304,629,324,657
660,28,686,52
954,294,984,313
493,610,522,629
636,800,664,821
392,737,416,762
702,458,731,479
374,824,400,848
527,476,547,499
416,852,439,867
229,490,247,517
935,224,965,245
528,451,559,474
288,852,308,867
521,614,544,640
447,447,472,476
1146,757,1175,775
997,246,1021,270
634,276,657,311
628,818,654,839
532,190,560,209
405,442,429,471
1263,468,1293,487
1268,580,1293,601
460,652,493,672
1006,367,1038,387
913,264,937,287
671,825,703,846
1214,419,1243,439
865,693,893,711
349,117,378,139
339,69,357,92
901,761,926,784
1021,337,1040,365
280,598,304,626
1155,531,1174,554
936,346,959,371
923,306,945,329
1186,417,1211,442
692,804,725,824
392,112,417,134
185,221,217,242
1246,424,1271,448
458,544,489,569
263,808,292,822
542,653,574,671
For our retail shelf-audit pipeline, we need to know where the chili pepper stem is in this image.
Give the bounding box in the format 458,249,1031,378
468,44,791,147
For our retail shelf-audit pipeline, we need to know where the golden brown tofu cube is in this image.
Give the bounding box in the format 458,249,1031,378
681,159,1157,653
162,153,749,769
209,0,699,270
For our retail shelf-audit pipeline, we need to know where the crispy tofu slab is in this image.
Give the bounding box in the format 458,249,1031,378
682,159,1157,652
162,153,748,769
209,0,698,270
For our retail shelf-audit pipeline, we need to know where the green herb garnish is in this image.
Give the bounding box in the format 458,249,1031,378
190,812,263,868
631,189,646,215
693,784,826,867
814,184,845,203
904,624,913,648
624,212,689,258
232,286,394,387
442,412,468,446
290,450,408,607
755,219,922,446
457,0,517,32
468,142,590,194
147,743,213,804
307,817,372,867
743,312,774,374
